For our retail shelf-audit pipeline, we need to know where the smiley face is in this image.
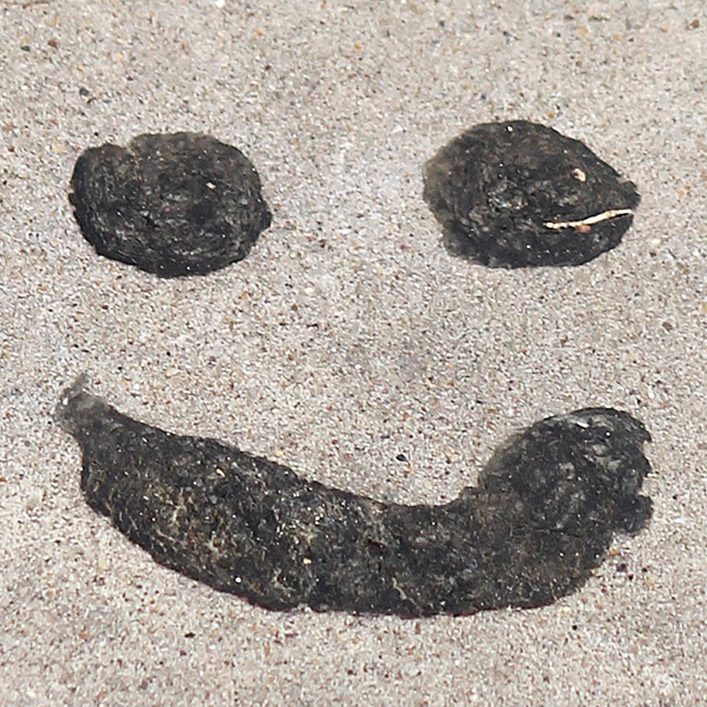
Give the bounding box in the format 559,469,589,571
60,122,652,617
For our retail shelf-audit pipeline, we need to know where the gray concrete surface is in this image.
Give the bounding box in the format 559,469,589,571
1,0,705,704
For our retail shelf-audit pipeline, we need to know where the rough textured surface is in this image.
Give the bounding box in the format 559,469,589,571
69,132,272,276
2,0,705,704
424,121,640,267
58,380,652,617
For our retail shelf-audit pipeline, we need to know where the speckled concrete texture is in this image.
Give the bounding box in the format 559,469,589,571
1,1,705,704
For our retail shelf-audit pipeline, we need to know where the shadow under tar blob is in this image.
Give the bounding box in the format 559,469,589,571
57,379,652,617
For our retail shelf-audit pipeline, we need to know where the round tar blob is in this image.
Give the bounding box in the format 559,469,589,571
423,121,640,268
69,132,272,277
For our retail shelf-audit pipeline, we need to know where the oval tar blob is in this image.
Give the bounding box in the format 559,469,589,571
423,121,640,267
69,133,272,277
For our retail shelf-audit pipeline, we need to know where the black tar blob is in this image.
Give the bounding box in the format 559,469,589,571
57,380,652,617
423,121,640,267
69,133,272,277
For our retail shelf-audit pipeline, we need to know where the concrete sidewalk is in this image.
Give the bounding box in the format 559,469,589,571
1,1,704,704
